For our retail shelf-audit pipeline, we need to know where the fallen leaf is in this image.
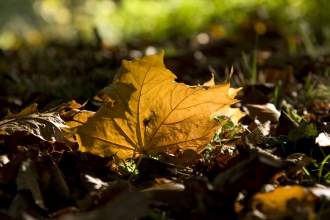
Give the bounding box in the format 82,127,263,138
251,185,315,219
285,153,312,175
282,153,313,185
246,103,280,123
50,100,94,129
15,159,47,210
74,51,245,160
316,132,330,147
4,103,38,120
247,120,271,144
0,104,69,144
41,159,71,208
309,187,330,202
48,100,87,113
288,121,317,142
213,149,292,200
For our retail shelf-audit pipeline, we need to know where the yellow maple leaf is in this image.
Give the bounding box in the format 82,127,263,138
74,50,245,161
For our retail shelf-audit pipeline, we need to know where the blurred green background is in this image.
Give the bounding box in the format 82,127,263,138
1,0,330,50
1,0,330,118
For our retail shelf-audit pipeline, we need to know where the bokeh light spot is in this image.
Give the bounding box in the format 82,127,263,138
0,31,20,50
55,8,72,24
129,50,142,58
197,33,209,44
146,46,156,55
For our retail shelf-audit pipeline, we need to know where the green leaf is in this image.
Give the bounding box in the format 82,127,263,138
288,122,317,142
288,129,304,142
299,122,317,137
212,116,234,130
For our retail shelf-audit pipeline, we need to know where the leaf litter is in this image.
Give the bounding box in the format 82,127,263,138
1,51,330,220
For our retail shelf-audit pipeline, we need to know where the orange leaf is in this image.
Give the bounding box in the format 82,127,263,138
74,50,245,161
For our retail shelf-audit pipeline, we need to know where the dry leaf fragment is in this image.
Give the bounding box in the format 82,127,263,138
75,50,245,161
247,120,270,144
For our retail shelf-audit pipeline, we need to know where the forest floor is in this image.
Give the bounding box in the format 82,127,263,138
1,32,330,219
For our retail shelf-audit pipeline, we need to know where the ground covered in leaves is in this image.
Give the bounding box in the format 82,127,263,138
2,34,330,220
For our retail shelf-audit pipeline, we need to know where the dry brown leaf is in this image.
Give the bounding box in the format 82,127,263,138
15,159,47,211
247,120,270,144
74,50,245,161
0,104,68,144
246,103,280,123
